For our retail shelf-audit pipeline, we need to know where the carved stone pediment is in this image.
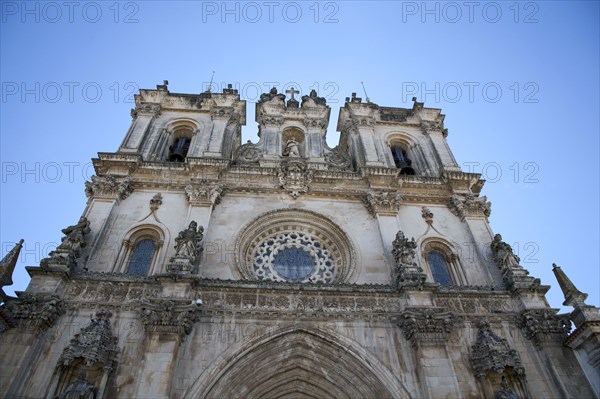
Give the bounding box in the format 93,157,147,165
58,309,119,372
278,160,313,199
398,307,454,344
85,175,133,202
3,293,64,333
139,300,198,337
449,193,491,220
471,320,525,379
364,190,402,216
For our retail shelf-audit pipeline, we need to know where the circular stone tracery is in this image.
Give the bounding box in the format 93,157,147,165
254,231,334,283
235,209,357,284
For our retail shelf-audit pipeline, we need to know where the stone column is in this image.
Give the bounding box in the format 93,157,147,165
397,308,459,399
259,117,284,159
355,117,384,167
120,104,161,152
205,107,234,157
135,301,198,399
363,189,404,281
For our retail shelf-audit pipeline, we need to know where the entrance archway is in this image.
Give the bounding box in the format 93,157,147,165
185,325,411,399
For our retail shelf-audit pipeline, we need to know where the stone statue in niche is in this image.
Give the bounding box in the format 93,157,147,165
490,234,520,268
495,376,520,399
283,139,301,158
58,370,96,399
174,221,204,260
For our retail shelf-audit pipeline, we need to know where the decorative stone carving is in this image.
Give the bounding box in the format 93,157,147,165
234,140,262,164
380,109,411,122
184,179,224,206
251,231,336,284
258,87,286,105
58,370,96,399
520,309,571,343
471,320,525,379
490,234,541,291
58,309,119,372
449,193,491,220
495,376,520,399
421,207,434,224
364,190,402,216
210,107,234,120
258,115,284,127
130,103,161,119
341,119,359,135
391,231,426,288
40,217,91,271
398,307,454,343
149,193,163,211
324,146,352,170
3,293,64,332
140,300,197,337
283,139,301,158
301,89,327,107
278,159,313,199
356,116,376,127
491,234,520,268
167,221,204,274
84,175,133,202
303,118,328,129
236,209,356,285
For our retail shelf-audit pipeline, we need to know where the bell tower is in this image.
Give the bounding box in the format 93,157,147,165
118,80,246,161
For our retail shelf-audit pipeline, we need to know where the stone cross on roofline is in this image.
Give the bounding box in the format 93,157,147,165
285,87,299,101
285,87,300,108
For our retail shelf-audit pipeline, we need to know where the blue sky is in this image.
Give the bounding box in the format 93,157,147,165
1,1,598,311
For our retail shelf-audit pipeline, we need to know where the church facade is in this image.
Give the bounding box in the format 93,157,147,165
1,82,599,398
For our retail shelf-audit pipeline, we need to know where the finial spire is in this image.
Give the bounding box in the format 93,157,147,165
552,263,588,307
0,239,24,289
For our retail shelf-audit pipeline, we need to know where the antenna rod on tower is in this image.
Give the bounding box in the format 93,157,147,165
207,70,215,92
361,81,370,103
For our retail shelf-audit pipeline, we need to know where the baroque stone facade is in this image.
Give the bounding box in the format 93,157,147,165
1,82,599,399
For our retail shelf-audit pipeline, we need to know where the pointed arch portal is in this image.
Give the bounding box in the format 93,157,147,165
186,326,411,399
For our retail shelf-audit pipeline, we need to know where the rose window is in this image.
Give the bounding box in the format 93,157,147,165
235,209,358,284
253,232,335,283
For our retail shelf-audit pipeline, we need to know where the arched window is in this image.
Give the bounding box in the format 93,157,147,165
421,240,466,286
168,136,191,162
162,119,198,162
391,145,416,175
428,251,453,285
127,239,156,275
114,225,165,275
